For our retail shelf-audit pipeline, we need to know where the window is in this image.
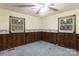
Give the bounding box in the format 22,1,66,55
9,16,25,33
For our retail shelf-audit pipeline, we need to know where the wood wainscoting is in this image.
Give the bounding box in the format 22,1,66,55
57,33,76,49
42,32,77,50
0,32,41,51
0,32,79,51
76,34,79,50
42,32,57,44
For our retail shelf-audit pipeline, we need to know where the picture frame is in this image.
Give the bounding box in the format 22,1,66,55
9,16,25,33
58,15,76,33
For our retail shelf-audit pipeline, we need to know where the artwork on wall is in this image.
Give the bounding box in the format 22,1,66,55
58,15,76,33
9,16,25,33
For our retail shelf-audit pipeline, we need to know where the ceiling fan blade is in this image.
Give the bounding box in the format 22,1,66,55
49,3,54,6
36,5,44,14
36,8,41,14
48,7,58,11
15,5,35,7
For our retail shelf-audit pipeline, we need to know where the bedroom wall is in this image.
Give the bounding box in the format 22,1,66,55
0,7,79,51
0,8,41,34
43,8,79,34
0,7,79,34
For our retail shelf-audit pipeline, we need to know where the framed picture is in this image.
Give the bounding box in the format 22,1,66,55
58,15,76,33
9,16,25,33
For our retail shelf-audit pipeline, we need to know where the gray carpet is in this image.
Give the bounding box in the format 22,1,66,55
0,41,78,56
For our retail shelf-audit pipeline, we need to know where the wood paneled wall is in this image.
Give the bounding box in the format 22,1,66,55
42,32,77,50
42,32,57,44
0,32,79,51
0,32,41,51
76,34,79,50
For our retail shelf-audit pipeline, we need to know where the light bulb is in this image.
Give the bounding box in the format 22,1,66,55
40,7,47,13
18,20,21,22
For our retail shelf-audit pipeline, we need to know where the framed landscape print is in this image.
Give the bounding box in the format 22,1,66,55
9,16,25,33
58,15,76,33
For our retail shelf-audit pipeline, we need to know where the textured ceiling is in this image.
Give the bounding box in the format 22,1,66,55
0,3,79,17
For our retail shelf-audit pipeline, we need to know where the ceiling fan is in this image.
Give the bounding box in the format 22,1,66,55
15,3,58,14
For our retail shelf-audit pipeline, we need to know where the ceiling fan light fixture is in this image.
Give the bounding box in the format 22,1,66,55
35,3,58,15
40,7,47,13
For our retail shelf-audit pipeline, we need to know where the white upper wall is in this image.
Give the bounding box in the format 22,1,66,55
0,7,79,34
0,8,41,34
43,8,79,34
